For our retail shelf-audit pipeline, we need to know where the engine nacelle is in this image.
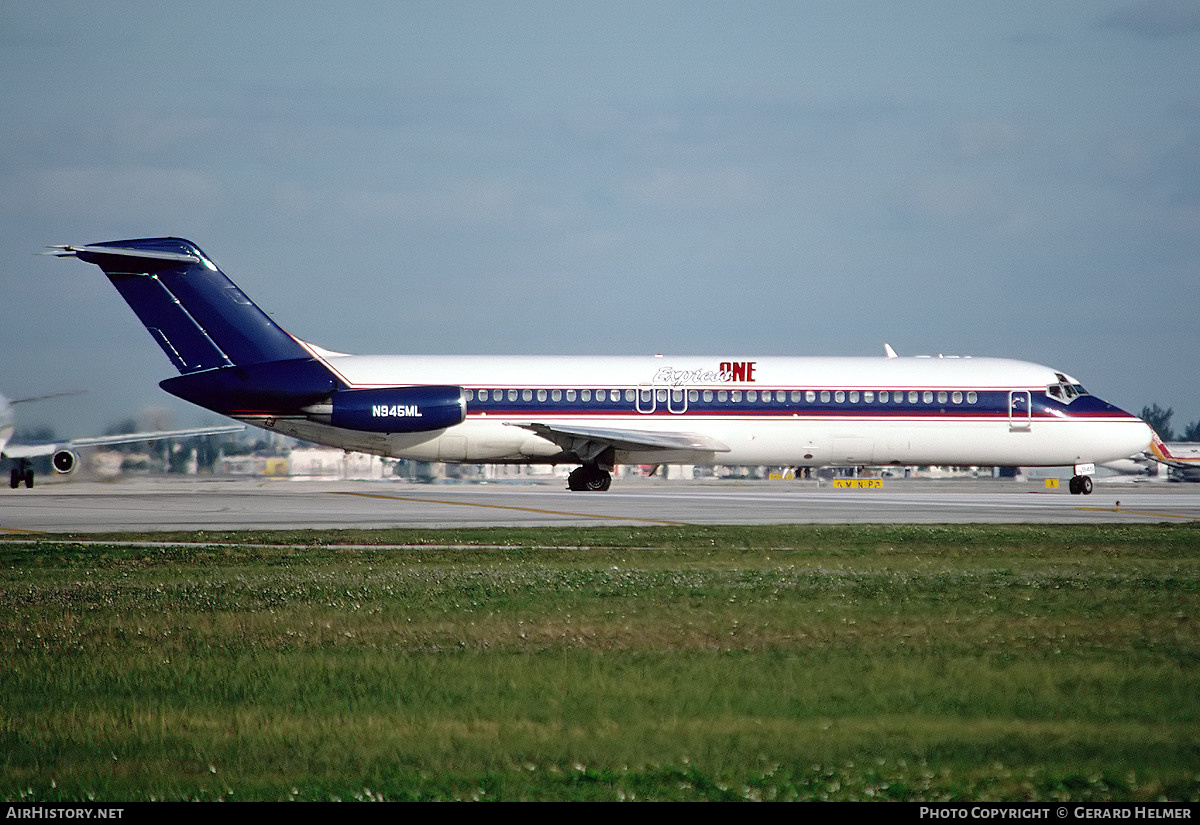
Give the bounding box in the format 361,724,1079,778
305,386,466,434
51,449,78,475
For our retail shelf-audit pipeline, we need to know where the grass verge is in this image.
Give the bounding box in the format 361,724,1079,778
2,524,1198,801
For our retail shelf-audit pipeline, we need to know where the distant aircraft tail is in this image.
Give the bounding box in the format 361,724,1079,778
52,238,339,415
1149,431,1200,467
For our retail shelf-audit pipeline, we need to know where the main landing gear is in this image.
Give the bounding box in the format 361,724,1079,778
567,464,611,491
9,459,34,489
1067,475,1093,495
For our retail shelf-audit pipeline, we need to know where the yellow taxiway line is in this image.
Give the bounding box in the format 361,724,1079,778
330,490,689,526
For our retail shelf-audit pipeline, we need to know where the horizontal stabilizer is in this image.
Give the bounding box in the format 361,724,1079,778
46,244,201,264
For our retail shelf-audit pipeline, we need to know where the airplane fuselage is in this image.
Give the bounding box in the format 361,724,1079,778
228,350,1150,470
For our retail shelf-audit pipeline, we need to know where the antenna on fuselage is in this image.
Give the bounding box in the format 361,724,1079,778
884,343,898,358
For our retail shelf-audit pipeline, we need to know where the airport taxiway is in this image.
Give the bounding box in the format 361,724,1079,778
2,476,1199,534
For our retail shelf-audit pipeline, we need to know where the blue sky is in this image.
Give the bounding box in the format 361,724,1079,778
2,1,1198,437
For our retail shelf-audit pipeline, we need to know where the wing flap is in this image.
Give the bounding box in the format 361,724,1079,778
516,422,730,456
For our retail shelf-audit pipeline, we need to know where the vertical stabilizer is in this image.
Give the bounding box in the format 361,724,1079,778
52,238,310,372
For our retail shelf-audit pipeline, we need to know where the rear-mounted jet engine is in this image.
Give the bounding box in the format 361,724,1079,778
304,386,466,433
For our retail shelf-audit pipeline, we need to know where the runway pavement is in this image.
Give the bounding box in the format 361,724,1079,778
2,475,1199,533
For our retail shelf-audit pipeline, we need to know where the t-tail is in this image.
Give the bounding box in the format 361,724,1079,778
52,238,466,434
49,238,341,417
53,238,314,371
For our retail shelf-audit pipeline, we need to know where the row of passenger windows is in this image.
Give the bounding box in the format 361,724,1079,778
466,388,981,405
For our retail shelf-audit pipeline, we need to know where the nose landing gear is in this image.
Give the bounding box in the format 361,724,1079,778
1067,475,1093,495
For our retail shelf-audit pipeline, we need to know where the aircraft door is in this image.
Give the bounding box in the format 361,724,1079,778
636,387,690,415
1008,391,1032,431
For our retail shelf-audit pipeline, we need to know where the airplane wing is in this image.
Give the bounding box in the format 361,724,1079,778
2,425,245,460
514,422,730,464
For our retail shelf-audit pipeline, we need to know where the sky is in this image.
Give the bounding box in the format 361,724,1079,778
1,0,1198,438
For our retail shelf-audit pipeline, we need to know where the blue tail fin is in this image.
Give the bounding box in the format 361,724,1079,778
55,238,310,372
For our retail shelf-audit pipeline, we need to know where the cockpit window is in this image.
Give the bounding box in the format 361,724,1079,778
1048,377,1089,402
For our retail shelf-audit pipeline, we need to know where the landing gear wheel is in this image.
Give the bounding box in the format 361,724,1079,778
567,465,612,491
1068,475,1092,495
10,460,34,489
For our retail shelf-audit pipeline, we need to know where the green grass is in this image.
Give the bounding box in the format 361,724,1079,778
1,524,1198,801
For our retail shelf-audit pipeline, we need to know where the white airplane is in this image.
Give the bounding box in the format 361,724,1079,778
1,391,243,489
50,237,1152,495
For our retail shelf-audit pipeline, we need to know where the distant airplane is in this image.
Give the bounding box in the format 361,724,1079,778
1148,435,1200,482
1,391,243,489
51,237,1152,495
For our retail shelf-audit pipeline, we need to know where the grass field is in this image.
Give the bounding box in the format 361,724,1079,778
1,524,1198,801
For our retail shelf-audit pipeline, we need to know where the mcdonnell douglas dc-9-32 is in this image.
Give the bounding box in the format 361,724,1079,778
50,237,1152,494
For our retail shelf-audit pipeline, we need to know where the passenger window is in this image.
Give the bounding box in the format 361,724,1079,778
820,391,830,403
508,390,518,402
849,391,859,403
908,391,918,404
879,391,889,403
923,391,933,403
566,390,576,401
703,390,713,402
522,389,533,402
952,392,962,404
967,391,977,404
835,391,845,403
806,390,816,403
718,390,728,402
937,391,947,404
747,391,757,402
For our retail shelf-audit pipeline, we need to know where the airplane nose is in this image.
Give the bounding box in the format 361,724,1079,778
1137,419,1153,448
1126,418,1154,457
